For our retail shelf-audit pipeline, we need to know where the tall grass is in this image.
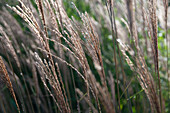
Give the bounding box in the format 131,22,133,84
0,0,169,113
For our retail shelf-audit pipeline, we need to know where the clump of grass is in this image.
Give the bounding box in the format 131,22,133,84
0,0,169,113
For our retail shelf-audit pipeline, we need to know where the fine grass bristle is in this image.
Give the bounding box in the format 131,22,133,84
0,56,20,113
